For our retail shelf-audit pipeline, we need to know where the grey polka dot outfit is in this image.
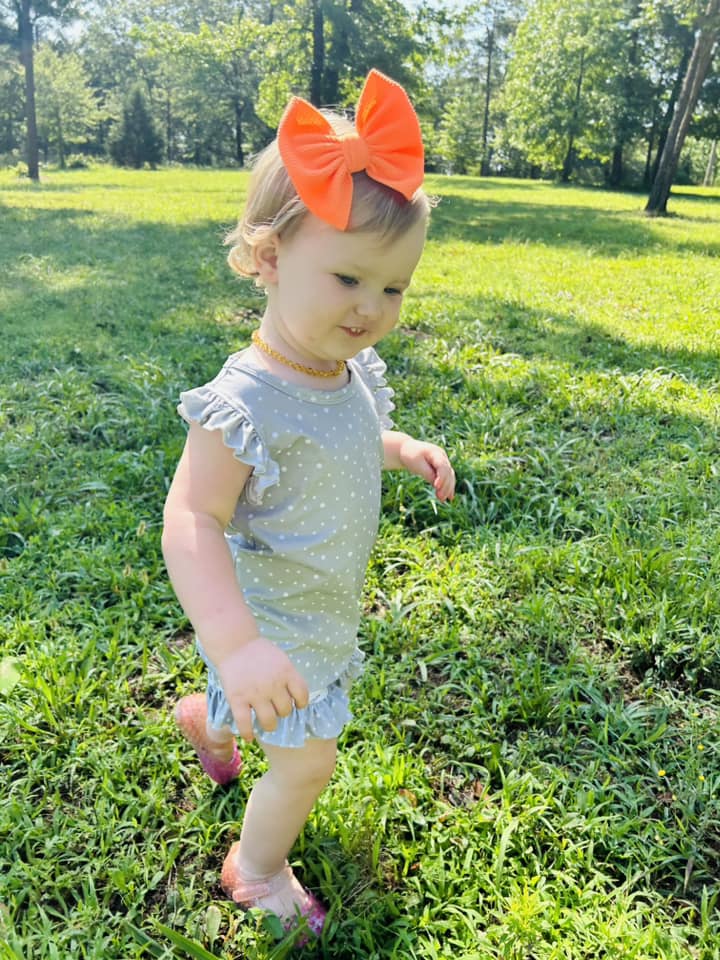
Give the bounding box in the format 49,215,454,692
177,346,395,747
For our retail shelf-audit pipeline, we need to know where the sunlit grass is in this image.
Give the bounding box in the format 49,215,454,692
1,167,719,958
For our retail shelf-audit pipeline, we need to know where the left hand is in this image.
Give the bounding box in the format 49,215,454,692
398,438,456,502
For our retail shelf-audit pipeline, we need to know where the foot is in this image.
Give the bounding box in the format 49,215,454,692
174,694,242,785
221,842,326,944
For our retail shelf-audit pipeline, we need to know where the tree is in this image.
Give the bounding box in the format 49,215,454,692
639,0,700,188
0,0,79,179
109,84,163,167
691,71,720,181
0,47,23,157
420,0,521,175
438,91,484,173
472,0,520,175
646,0,720,213
34,45,104,165
304,0,420,108
502,0,626,180
140,18,270,165
704,138,718,182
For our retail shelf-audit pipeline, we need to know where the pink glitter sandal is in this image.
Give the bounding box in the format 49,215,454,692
174,694,242,785
220,842,327,946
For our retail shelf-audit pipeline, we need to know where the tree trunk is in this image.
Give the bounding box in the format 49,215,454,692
704,139,718,185
310,0,324,106
643,102,659,188
480,25,494,177
610,7,640,189
608,144,623,187
561,49,585,183
646,0,720,215
234,99,244,166
165,90,173,163
57,114,66,169
561,140,575,182
650,44,693,186
19,0,39,181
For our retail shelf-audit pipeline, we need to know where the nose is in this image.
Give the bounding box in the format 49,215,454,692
355,290,383,319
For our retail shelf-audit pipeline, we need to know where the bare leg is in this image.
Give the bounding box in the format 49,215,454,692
228,737,336,918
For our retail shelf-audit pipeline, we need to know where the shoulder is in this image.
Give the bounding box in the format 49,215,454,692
176,349,280,505
178,349,271,418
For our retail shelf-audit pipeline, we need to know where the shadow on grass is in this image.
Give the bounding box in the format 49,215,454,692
0,203,259,373
407,290,720,386
0,173,243,195
428,187,720,257
1,192,718,383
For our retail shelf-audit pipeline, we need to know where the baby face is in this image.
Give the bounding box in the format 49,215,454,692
258,213,427,367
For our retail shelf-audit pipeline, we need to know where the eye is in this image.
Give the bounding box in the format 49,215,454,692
335,274,358,287
384,287,403,297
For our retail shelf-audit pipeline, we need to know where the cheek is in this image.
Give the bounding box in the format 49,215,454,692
387,299,403,323
322,280,352,309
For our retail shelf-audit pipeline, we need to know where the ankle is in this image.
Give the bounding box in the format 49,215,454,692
235,852,287,884
221,843,326,941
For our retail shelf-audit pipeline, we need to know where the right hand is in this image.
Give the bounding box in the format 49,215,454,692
215,637,309,743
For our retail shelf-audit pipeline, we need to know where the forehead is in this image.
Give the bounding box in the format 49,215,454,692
292,214,426,276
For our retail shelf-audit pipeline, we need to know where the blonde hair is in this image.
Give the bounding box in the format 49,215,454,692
226,111,432,279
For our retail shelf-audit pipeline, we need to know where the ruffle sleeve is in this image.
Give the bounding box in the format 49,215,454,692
178,386,280,506
351,347,395,430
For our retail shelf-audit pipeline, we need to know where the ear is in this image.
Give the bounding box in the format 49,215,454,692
253,237,280,284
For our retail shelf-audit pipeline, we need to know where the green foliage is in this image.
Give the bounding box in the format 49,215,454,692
34,46,107,168
438,91,484,175
499,0,712,186
8,0,715,194
109,84,164,168
0,57,23,156
1,168,720,957
502,0,623,174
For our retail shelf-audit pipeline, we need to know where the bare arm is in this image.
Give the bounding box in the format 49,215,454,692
162,422,308,740
382,429,455,502
162,422,257,658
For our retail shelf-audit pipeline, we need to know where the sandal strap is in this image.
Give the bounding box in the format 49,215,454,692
227,873,272,904
222,850,294,906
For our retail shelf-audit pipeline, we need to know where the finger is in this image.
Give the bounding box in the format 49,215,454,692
254,701,279,733
428,449,453,481
287,673,309,710
271,691,294,718
437,485,451,502
434,467,454,501
232,703,256,744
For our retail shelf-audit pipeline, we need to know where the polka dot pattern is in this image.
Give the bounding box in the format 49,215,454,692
178,347,395,747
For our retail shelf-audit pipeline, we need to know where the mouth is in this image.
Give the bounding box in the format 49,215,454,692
341,326,367,338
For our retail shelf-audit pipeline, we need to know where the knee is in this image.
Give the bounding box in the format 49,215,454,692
305,744,337,788
269,740,337,793
296,742,337,791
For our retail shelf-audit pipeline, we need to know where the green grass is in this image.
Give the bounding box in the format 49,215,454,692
1,166,720,958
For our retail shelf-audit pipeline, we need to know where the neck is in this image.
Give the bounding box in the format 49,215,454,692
251,328,346,380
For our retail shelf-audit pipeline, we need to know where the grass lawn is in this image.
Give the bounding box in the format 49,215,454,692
1,166,720,959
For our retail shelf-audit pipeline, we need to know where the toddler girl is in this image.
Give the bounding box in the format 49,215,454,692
162,69,455,942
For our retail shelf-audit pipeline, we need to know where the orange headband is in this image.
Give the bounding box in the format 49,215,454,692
277,69,425,231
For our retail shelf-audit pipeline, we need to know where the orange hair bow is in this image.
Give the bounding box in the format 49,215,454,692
278,69,424,231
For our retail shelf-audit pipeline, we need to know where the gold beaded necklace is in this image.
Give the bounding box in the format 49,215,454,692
251,329,346,379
